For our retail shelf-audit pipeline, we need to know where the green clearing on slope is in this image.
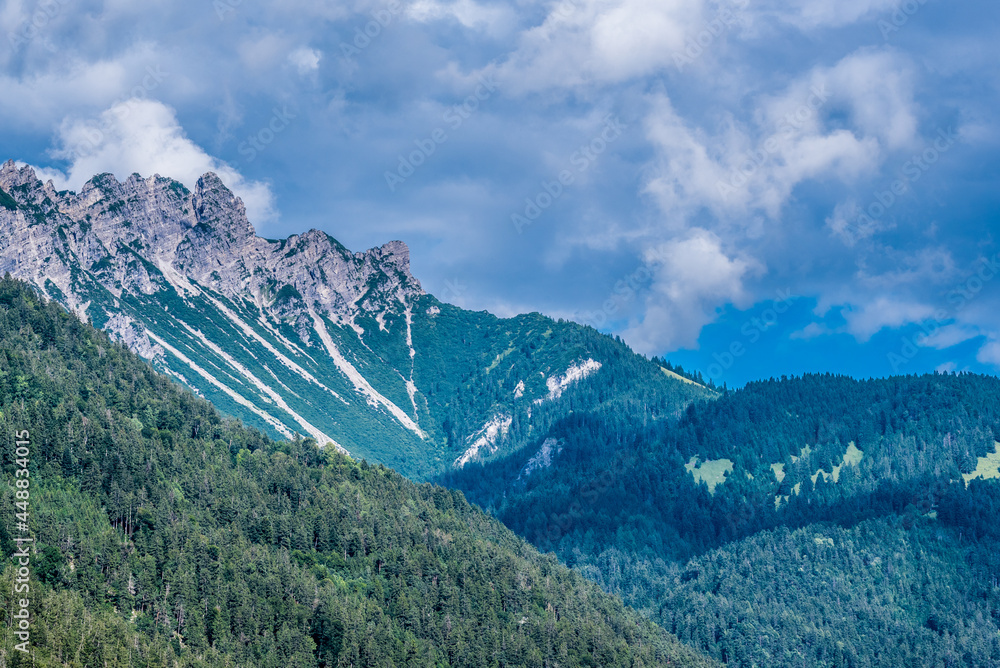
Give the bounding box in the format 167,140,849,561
964,441,1000,485
685,457,733,494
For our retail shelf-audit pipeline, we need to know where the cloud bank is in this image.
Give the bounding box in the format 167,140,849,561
2,0,998,379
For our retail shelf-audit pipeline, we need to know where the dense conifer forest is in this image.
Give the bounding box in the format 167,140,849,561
0,276,715,667
446,369,1000,665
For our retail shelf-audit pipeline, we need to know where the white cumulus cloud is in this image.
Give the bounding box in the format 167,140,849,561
491,0,708,93
977,339,1000,367
623,228,763,353
842,297,935,341
35,98,277,225
762,0,900,30
408,0,516,35
643,48,913,230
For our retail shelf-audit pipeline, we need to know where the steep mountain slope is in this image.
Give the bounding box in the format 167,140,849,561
0,161,709,479
447,373,1000,666
0,276,717,667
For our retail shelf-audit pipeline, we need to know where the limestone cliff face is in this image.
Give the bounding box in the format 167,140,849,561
0,160,427,461
0,161,423,331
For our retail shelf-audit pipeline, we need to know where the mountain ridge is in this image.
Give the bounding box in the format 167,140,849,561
0,161,422,333
0,161,709,479
446,370,1000,666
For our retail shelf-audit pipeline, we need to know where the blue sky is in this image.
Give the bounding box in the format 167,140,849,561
2,0,998,385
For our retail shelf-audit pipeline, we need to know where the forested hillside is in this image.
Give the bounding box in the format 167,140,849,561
409,298,714,469
0,275,715,667
446,373,1000,665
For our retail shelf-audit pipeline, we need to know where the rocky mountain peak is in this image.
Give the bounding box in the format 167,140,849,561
0,161,446,460
0,159,41,191
374,239,412,269
192,172,255,242
0,160,424,333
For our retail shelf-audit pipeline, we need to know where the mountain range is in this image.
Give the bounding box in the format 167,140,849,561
0,160,708,480
447,372,1000,665
3,163,1000,666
